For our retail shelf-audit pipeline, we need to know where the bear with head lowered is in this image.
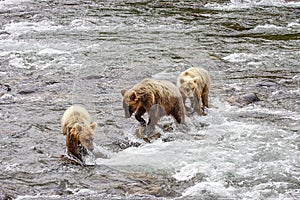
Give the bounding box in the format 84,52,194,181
121,78,185,136
61,105,97,161
177,67,211,116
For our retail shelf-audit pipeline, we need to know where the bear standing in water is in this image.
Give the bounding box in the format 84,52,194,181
61,105,97,161
177,67,211,116
121,78,185,136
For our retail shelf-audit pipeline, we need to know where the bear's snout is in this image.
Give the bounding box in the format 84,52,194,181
88,144,94,152
123,102,133,118
85,141,94,152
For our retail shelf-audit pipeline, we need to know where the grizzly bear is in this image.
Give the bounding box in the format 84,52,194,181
121,78,185,136
61,105,97,161
177,67,211,116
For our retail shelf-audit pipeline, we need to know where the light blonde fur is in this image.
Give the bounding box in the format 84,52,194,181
177,67,211,115
61,105,96,160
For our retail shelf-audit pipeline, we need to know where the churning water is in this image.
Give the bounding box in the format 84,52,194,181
0,0,299,199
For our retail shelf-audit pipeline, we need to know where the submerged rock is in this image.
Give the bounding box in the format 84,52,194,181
226,93,260,107
135,126,161,143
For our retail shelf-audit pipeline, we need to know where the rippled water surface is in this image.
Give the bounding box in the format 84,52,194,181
1,0,300,199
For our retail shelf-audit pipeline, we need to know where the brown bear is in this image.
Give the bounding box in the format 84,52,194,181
61,105,97,161
177,67,211,116
121,78,185,136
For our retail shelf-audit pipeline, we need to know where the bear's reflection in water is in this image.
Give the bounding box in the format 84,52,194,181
135,126,161,143
61,144,96,166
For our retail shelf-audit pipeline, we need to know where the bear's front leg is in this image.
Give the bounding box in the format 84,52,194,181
66,132,82,161
135,107,147,126
193,93,205,116
145,104,166,136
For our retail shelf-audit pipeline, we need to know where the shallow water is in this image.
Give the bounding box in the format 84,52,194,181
0,0,300,199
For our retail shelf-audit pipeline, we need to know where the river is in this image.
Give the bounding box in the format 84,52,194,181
0,0,299,199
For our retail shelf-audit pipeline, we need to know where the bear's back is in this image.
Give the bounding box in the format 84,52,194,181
61,105,92,134
138,78,181,98
177,67,210,87
195,68,211,87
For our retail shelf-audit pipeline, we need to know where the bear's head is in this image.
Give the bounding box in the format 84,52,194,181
121,89,141,118
179,77,200,98
71,122,96,152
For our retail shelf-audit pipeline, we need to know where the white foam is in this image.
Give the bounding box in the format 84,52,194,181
0,51,10,57
69,19,99,31
204,0,300,10
182,181,235,197
73,188,97,195
37,48,70,56
4,21,63,36
96,140,192,171
0,72,7,76
287,22,300,28
15,194,61,200
223,53,259,63
3,162,20,172
173,162,204,181
253,24,286,32
0,93,16,101
0,0,32,9
9,56,30,69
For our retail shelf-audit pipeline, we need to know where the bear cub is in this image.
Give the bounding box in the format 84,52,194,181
61,105,97,161
177,67,211,116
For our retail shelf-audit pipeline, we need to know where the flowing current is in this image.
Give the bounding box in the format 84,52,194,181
0,0,299,199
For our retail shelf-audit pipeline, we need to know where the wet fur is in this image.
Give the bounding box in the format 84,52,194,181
121,78,185,134
177,67,211,116
61,105,96,161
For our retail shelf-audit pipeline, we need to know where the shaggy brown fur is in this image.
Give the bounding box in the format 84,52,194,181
61,105,96,160
177,67,211,115
121,78,185,135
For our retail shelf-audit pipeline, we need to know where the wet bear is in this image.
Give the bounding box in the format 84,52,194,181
121,78,185,136
61,105,97,161
177,67,211,116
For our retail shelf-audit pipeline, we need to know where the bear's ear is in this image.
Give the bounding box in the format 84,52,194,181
121,89,127,96
90,122,97,130
130,91,138,102
74,123,83,132
184,71,189,76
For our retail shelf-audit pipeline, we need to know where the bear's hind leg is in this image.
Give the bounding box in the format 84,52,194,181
171,103,185,125
202,85,209,108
